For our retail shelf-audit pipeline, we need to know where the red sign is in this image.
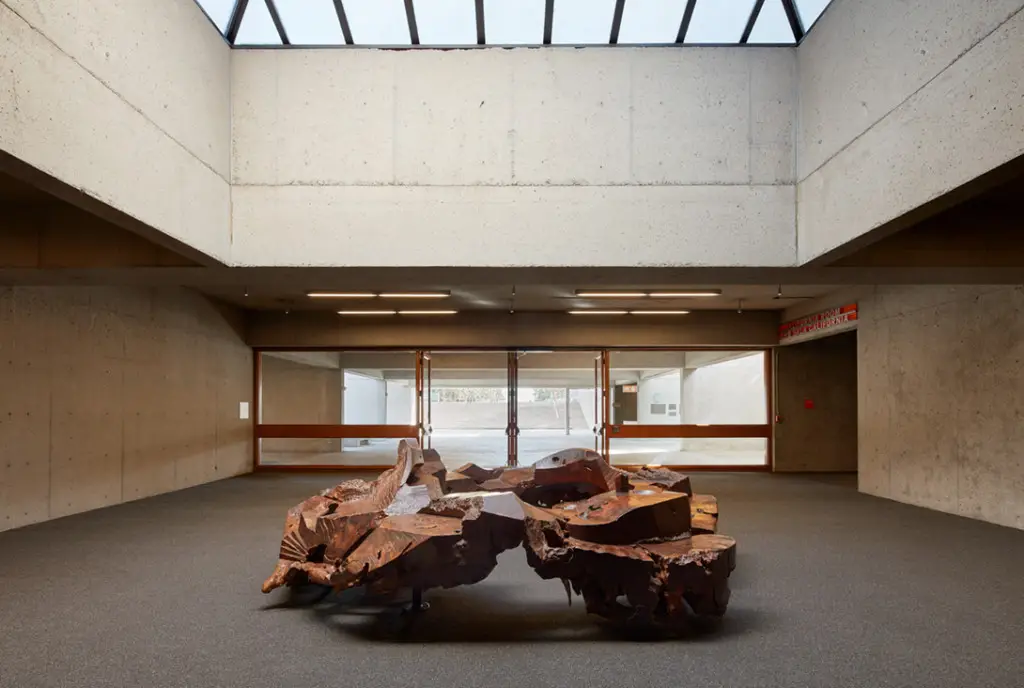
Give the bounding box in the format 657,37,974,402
779,304,858,344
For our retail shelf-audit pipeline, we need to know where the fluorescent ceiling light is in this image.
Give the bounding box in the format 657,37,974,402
631,310,691,315
308,291,377,298
649,290,722,298
337,310,397,315
575,291,647,298
398,310,458,315
380,292,451,299
568,310,629,315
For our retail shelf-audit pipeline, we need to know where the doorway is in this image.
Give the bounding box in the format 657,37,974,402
774,331,858,471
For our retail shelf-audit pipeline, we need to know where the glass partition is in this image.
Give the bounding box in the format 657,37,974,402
605,350,770,468
255,351,418,468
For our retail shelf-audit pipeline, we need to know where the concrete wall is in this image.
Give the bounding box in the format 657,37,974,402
246,310,781,348
797,0,1024,262
775,331,858,471
0,286,251,532
230,48,797,267
858,285,1024,529
0,0,231,262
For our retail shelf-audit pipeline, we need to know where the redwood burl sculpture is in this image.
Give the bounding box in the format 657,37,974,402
262,440,737,624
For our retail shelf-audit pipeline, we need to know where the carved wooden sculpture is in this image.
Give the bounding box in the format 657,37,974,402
263,441,738,625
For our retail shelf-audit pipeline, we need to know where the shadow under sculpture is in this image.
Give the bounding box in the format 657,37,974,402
262,440,737,624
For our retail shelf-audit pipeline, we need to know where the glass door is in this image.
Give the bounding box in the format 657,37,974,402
419,351,509,469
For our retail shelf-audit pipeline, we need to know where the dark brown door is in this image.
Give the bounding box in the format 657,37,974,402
612,384,638,424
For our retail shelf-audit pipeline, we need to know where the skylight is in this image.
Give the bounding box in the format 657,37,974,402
197,0,835,48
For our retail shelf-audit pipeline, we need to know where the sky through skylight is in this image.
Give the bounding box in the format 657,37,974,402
194,0,835,47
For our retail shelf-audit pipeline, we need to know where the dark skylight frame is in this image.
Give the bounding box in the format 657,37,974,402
198,0,833,48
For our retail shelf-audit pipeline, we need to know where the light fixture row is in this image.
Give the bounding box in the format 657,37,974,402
574,289,721,298
338,310,458,316
308,291,450,299
568,310,690,315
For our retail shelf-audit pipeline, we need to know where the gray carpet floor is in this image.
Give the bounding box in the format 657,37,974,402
1,472,1023,688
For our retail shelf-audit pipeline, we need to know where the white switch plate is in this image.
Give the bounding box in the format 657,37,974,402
239,401,250,420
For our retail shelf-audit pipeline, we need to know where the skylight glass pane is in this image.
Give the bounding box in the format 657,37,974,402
485,0,545,45
747,0,796,43
276,0,345,45
346,0,412,45
195,0,236,32
795,0,832,30
618,0,689,44
551,0,618,44
684,0,755,44
235,0,282,45
416,0,477,45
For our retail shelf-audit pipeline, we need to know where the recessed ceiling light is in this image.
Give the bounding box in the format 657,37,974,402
308,291,376,298
568,310,629,315
648,290,721,298
630,310,691,315
398,310,458,315
337,310,397,315
575,291,647,298
380,292,451,299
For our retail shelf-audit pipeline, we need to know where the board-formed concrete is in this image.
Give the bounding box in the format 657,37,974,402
857,284,1024,529
229,47,798,267
797,0,1024,262
0,286,252,532
0,0,232,262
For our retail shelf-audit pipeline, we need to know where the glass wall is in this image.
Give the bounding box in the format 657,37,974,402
256,351,418,467
255,348,771,470
606,350,770,468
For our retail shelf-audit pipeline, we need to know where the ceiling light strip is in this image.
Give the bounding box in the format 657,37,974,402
648,290,721,297
338,310,397,315
398,310,458,315
379,292,451,299
575,291,647,298
308,291,376,298
575,290,721,298
569,310,689,315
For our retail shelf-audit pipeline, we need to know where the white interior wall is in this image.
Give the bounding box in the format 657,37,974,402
0,0,232,261
682,354,767,425
638,372,682,424
385,380,415,425
229,48,797,267
343,371,386,425
796,0,1024,262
